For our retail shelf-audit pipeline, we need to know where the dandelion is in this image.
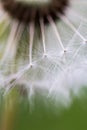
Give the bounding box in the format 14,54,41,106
0,0,87,107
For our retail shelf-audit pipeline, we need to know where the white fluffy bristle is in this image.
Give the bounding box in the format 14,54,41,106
0,0,87,108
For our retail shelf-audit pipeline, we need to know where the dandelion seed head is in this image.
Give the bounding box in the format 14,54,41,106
0,0,87,110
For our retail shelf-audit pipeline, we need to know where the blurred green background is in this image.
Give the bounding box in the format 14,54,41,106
0,87,87,130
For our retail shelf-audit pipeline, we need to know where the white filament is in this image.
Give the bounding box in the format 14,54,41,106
40,17,47,56
29,21,35,66
48,15,65,51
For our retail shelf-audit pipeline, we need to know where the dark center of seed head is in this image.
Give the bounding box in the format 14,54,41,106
15,0,51,5
1,0,69,24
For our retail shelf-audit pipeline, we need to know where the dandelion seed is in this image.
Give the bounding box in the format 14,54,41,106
0,0,87,107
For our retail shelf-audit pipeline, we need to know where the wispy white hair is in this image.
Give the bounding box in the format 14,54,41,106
0,0,87,109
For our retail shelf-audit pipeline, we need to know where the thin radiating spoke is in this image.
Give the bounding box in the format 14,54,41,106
48,15,65,51
59,14,86,42
0,21,20,64
29,21,35,66
4,65,31,95
10,23,25,59
40,17,47,56
69,8,87,23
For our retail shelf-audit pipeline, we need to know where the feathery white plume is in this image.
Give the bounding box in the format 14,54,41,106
0,0,87,108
